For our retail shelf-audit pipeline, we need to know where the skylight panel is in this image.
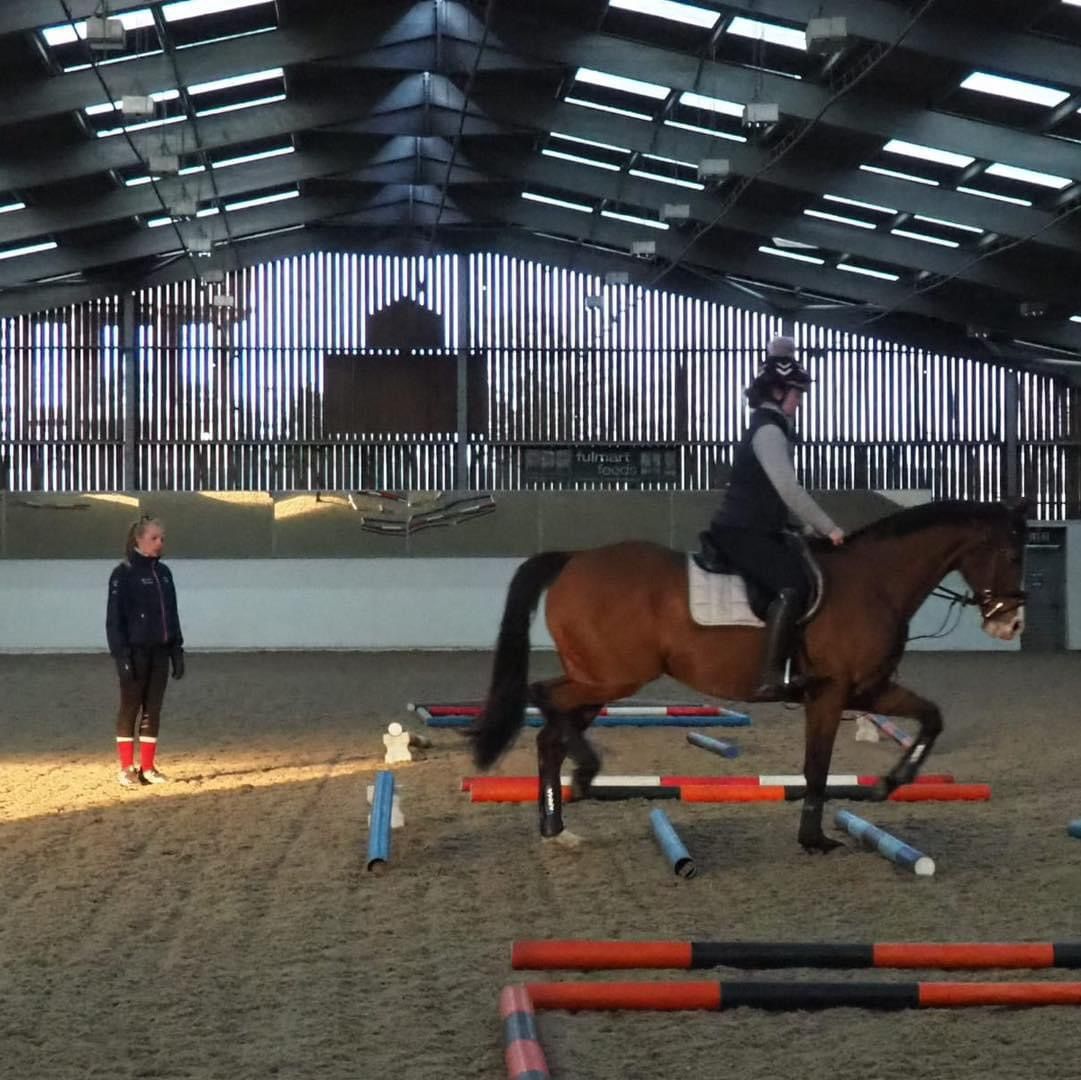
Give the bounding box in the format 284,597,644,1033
985,162,1073,189
97,114,187,139
838,262,900,281
224,189,299,212
42,8,154,46
678,91,743,118
803,208,876,229
628,169,704,190
574,67,670,100
542,149,620,171
601,209,670,230
0,240,58,261
1070,314,1081,324
163,0,274,20
522,192,593,213
194,94,286,118
823,194,896,214
960,72,1070,108
882,139,974,168
608,0,720,28
549,132,630,154
956,185,1032,207
912,214,983,234
727,16,805,50
859,164,940,187
187,68,283,96
664,120,747,143
85,89,180,116
214,145,295,169
643,153,697,169
0,201,26,214
147,207,220,227
890,227,959,248
566,97,653,122
759,244,823,264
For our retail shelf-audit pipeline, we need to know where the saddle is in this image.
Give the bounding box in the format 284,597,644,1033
689,531,825,628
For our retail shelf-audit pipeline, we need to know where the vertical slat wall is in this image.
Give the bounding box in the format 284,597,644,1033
0,298,124,490
0,250,1076,516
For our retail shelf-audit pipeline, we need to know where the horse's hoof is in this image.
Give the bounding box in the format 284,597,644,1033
800,834,844,854
542,829,584,849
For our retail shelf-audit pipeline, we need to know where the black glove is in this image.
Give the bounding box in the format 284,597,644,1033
170,645,185,680
114,651,135,683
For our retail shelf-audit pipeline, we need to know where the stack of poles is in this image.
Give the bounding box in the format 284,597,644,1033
411,703,751,728
511,939,1081,1012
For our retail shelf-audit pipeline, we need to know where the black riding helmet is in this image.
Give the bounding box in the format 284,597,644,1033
747,335,812,403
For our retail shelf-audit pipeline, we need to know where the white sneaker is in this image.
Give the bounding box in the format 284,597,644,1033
141,768,168,785
118,768,143,789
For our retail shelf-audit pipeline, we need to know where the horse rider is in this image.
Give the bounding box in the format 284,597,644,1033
705,335,845,700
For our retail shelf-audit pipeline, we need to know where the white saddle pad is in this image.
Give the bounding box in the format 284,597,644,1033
687,556,766,628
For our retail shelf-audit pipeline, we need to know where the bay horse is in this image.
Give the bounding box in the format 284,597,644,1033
469,499,1028,852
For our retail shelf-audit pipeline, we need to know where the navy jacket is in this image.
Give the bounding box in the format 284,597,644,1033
711,408,794,534
106,552,183,655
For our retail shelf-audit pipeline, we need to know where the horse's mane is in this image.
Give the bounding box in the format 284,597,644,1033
841,499,1012,547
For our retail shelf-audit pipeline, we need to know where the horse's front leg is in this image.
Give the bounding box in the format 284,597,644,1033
857,682,943,797
799,684,848,853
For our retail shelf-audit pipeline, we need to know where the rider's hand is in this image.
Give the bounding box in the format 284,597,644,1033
828,528,845,546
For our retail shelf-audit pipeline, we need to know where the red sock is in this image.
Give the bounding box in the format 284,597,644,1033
139,738,157,772
116,738,135,770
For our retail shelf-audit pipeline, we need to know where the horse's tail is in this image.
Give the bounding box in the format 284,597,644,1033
471,551,572,769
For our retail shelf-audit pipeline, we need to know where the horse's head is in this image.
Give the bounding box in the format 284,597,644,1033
956,499,1029,641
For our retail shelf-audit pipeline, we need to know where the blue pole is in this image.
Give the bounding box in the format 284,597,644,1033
835,809,934,876
686,731,740,758
1068,820,1081,840
649,807,697,878
367,770,395,873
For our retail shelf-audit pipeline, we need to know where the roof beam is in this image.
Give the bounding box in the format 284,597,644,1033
0,191,364,288
0,145,386,246
489,7,1081,178
0,75,417,191
465,149,1078,307
696,0,1081,91
467,196,1081,351
0,138,495,248
4,1,429,128
471,83,1079,249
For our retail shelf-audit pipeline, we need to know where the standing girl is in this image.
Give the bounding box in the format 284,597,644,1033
106,514,185,787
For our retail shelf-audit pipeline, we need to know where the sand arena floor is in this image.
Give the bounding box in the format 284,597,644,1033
1,650,1079,1079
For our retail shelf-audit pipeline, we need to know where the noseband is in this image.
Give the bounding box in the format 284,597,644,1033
931,585,1027,621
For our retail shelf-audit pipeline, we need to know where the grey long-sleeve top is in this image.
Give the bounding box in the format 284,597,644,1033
751,411,839,537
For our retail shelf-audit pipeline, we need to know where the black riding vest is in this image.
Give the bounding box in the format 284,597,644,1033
712,407,794,533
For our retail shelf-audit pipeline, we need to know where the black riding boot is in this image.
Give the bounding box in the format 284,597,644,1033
751,587,807,702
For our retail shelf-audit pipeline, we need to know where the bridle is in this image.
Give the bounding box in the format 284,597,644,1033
927,521,1028,625
930,585,1027,622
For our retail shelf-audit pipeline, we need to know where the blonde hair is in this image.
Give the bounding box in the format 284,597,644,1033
126,514,163,560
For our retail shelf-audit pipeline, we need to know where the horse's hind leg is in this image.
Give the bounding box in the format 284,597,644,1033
855,681,943,796
530,677,640,841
